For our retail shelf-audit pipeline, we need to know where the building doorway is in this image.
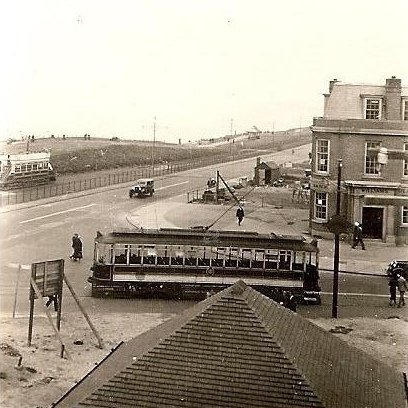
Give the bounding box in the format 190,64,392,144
362,207,383,239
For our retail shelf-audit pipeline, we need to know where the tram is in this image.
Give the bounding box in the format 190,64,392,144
88,228,321,303
0,152,56,189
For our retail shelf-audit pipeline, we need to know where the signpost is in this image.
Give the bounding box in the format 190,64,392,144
28,259,67,357
26,258,104,356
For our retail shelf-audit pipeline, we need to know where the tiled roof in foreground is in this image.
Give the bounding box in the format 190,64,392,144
55,281,407,408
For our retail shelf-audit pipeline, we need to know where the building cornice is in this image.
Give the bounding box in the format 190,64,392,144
312,126,408,137
344,180,402,188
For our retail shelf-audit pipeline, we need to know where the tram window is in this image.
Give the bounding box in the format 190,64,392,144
225,248,238,268
212,247,225,267
293,252,305,271
143,245,157,265
265,249,278,270
308,252,317,266
21,164,27,172
279,250,292,270
197,246,211,267
171,246,184,266
32,163,38,171
185,246,197,266
38,162,43,169
156,245,170,265
252,249,265,269
239,249,252,268
129,245,142,264
15,164,21,173
114,245,128,264
96,243,113,264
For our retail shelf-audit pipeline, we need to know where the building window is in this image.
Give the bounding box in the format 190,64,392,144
316,139,329,173
365,141,381,175
404,143,408,177
314,192,327,221
403,100,408,121
365,99,381,119
402,206,408,225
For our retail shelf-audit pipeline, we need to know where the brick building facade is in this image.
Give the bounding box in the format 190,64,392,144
310,77,408,245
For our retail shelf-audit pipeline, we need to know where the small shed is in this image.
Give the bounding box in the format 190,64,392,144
254,157,280,186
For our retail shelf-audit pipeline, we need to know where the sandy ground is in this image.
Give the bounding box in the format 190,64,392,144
0,311,407,408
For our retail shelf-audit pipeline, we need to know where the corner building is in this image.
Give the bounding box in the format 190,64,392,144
310,77,408,245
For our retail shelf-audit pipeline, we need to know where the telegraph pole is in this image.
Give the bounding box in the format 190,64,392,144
151,116,156,170
331,159,343,318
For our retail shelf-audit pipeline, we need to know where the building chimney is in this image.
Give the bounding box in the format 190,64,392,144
329,79,339,93
385,76,402,120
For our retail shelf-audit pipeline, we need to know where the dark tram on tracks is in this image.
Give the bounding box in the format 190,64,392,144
88,228,321,303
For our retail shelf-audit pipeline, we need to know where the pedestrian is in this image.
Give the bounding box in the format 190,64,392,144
351,221,365,250
70,233,83,261
388,275,398,306
46,295,59,311
397,274,407,307
236,206,244,226
282,291,297,312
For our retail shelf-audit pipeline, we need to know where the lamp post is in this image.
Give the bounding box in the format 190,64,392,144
331,159,342,318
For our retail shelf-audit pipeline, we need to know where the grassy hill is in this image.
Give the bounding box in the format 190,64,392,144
0,128,311,175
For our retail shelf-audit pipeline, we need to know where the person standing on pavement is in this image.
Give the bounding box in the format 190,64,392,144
351,221,365,250
388,275,398,306
397,274,407,307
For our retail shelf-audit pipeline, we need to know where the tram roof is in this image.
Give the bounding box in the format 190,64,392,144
95,228,319,252
0,151,51,162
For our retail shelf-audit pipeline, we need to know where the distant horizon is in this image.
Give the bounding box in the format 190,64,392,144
1,125,311,146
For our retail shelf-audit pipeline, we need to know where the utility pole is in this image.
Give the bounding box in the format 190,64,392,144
230,118,233,155
272,122,275,149
151,116,156,170
332,159,342,318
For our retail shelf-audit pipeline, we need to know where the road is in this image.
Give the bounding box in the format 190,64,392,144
0,144,390,318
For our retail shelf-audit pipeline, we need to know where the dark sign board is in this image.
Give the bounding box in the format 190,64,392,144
30,259,64,299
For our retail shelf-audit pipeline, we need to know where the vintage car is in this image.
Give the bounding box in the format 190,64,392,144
129,178,155,198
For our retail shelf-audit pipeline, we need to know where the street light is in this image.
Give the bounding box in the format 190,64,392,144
331,159,342,318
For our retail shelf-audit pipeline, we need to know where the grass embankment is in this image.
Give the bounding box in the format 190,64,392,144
1,128,311,175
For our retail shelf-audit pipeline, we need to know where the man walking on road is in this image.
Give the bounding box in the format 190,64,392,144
236,206,244,226
351,222,365,250
397,274,407,307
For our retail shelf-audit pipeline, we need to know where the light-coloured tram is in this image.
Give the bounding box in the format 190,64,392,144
0,152,56,189
88,228,321,303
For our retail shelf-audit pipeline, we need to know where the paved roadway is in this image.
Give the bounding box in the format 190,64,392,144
0,144,400,320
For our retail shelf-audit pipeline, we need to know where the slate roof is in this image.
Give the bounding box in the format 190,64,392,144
54,281,407,408
255,160,279,170
324,81,408,120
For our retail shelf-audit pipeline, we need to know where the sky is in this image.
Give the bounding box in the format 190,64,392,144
1,0,407,144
